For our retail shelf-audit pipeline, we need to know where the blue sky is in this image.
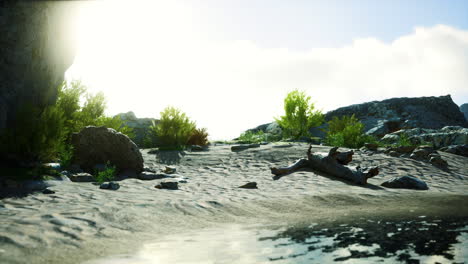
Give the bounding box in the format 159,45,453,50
188,0,468,50
68,0,468,139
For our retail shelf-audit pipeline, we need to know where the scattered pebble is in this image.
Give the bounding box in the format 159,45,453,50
238,182,258,189
155,181,178,190
99,182,120,190
42,189,55,194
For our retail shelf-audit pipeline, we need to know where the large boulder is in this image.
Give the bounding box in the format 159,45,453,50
114,111,159,147
325,95,467,138
382,126,468,148
0,2,78,133
71,126,144,174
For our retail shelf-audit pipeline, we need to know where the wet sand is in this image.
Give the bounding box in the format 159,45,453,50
0,143,467,263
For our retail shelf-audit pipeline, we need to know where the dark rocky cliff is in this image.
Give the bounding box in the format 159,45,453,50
324,95,468,137
0,1,78,132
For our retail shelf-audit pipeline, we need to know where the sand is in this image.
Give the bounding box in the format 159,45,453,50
0,143,467,263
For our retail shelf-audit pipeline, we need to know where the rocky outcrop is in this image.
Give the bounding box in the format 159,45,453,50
382,126,468,148
71,126,144,174
246,95,467,140
114,111,159,147
461,103,468,121
439,145,468,158
325,95,467,137
0,1,78,132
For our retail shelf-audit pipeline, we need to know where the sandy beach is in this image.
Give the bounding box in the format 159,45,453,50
1,143,467,263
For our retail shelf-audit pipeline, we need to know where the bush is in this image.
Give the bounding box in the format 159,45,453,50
95,162,116,184
325,114,376,148
150,106,196,150
237,130,281,143
0,80,134,170
275,90,324,139
0,102,66,163
187,128,209,146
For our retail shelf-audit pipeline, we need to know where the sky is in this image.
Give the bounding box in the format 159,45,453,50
66,0,468,140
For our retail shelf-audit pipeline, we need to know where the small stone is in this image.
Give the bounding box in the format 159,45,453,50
238,182,258,189
100,181,120,190
190,145,204,151
42,189,55,194
388,151,400,157
69,173,94,182
155,181,178,190
381,176,428,190
364,143,378,151
429,155,448,168
163,166,176,174
231,144,260,152
138,172,171,180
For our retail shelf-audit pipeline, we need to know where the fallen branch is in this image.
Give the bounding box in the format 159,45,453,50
271,145,378,185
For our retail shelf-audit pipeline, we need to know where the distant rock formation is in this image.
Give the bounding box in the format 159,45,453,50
382,126,468,148
460,103,468,121
0,1,78,133
246,95,468,140
324,95,467,137
114,112,159,147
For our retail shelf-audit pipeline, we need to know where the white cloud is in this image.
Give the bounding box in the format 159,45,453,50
67,21,468,140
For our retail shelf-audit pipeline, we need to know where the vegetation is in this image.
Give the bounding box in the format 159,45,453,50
237,130,281,143
324,114,377,148
0,80,134,171
275,90,324,140
95,162,116,184
187,127,209,146
149,106,196,150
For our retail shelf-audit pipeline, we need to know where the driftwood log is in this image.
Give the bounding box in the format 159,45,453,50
270,145,379,185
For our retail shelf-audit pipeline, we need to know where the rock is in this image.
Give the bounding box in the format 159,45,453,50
460,103,468,121
381,176,429,190
364,143,379,151
440,145,468,157
388,151,400,157
410,146,435,161
389,146,417,154
71,126,144,174
429,154,448,168
43,163,61,170
325,95,467,138
116,169,138,180
99,182,120,190
113,111,159,147
138,172,172,180
231,144,260,152
143,167,156,173
190,145,204,151
0,1,78,136
42,188,55,194
382,126,468,148
155,181,178,190
163,166,176,174
238,182,258,189
69,173,94,182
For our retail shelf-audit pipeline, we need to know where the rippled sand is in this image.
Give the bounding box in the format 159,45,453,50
1,143,467,263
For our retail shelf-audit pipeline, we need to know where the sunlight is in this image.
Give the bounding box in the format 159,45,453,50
66,1,468,140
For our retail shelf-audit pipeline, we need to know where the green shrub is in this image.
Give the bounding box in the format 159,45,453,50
0,102,66,163
187,127,209,146
325,114,376,148
237,130,281,143
275,90,324,139
95,162,116,184
150,106,196,150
